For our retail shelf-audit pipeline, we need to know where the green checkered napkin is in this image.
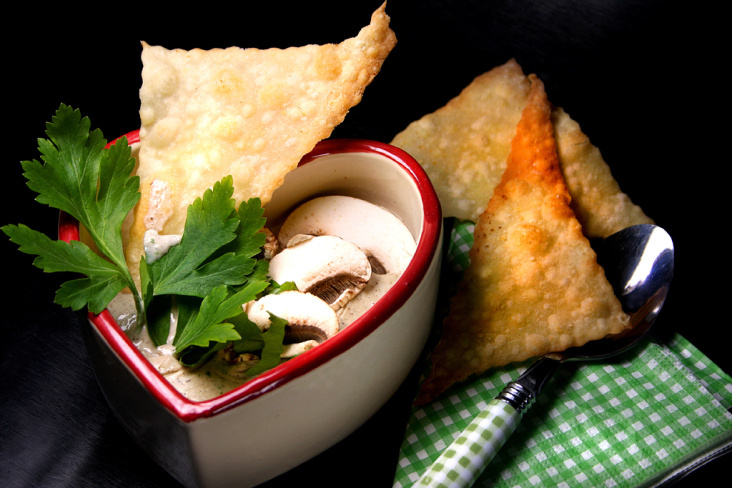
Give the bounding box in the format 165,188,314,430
394,220,732,488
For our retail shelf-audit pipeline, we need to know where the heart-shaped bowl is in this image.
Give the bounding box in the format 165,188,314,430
59,132,443,488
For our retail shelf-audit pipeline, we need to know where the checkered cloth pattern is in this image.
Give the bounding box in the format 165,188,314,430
393,220,732,488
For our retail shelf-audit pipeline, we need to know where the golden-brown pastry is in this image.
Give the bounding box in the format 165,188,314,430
416,76,630,405
391,59,651,238
124,3,397,283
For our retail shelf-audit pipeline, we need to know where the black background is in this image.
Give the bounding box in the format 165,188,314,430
2,1,726,487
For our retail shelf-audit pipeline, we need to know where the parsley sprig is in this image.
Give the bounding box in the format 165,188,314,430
5,105,141,313
3,105,283,372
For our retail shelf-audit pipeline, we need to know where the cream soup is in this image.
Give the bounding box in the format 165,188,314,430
110,196,415,401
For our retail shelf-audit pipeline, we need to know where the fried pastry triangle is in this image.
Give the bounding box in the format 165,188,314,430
416,76,630,405
123,3,397,284
390,59,652,238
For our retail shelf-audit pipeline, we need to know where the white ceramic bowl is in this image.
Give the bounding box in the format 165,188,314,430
60,133,443,488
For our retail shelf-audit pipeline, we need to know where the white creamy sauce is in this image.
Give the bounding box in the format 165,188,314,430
108,273,403,401
142,179,182,264
145,179,173,232
143,229,182,264
108,293,249,400
337,273,401,326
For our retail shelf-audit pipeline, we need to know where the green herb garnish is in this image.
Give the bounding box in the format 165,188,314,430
3,104,284,373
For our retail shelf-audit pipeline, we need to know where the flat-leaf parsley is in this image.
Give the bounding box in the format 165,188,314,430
3,105,283,371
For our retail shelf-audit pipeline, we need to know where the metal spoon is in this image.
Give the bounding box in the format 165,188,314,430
414,224,674,488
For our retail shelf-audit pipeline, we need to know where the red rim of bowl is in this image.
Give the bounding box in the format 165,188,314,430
59,130,442,422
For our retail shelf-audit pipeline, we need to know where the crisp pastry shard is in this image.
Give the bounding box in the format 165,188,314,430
390,59,652,238
123,3,397,283
415,76,631,405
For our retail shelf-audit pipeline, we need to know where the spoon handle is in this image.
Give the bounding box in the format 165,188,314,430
413,399,520,488
414,357,560,488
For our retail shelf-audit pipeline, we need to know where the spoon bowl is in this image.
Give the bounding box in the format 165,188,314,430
556,224,674,361
414,224,675,488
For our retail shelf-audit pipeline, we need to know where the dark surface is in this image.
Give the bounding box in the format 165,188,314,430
2,1,724,487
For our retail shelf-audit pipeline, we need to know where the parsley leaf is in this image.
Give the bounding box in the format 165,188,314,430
3,105,140,313
243,313,287,377
139,177,271,351
141,177,256,299
174,283,268,352
3,224,129,313
27,105,138,276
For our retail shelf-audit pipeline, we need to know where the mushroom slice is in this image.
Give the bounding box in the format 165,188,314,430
244,290,340,345
281,340,320,358
268,234,371,311
277,195,417,275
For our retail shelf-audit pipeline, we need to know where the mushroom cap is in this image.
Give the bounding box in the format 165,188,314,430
268,234,371,311
277,195,417,275
245,290,340,343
